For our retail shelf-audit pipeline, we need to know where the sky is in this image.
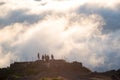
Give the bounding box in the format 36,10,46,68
0,0,120,72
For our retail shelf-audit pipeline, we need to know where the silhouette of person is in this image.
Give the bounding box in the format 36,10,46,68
45,55,49,62
38,53,40,60
47,55,50,61
51,54,54,60
45,54,47,61
42,55,44,61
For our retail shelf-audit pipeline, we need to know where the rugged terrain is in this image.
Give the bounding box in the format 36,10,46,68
0,59,120,80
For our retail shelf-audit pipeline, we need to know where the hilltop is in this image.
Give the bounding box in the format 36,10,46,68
0,59,120,80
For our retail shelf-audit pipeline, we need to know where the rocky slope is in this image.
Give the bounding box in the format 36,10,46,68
0,60,120,80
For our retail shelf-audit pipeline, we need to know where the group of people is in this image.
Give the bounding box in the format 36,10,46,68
37,53,54,62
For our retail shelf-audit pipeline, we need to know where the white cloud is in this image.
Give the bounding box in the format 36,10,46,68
0,23,26,43
0,0,120,72
0,46,16,68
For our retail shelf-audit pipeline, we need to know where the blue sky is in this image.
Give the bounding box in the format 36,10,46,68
0,0,120,72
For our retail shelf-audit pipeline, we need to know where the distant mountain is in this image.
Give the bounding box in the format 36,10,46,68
0,59,120,80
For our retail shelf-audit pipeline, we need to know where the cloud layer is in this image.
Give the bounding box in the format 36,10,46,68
0,0,120,71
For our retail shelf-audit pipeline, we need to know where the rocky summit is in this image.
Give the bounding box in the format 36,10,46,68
0,59,120,80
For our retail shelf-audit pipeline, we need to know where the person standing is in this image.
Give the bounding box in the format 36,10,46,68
42,55,44,61
51,54,54,60
38,53,40,60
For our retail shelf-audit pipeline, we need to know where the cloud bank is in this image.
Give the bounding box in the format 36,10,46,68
0,0,120,71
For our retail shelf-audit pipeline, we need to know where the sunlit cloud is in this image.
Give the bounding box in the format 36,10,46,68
0,0,120,72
